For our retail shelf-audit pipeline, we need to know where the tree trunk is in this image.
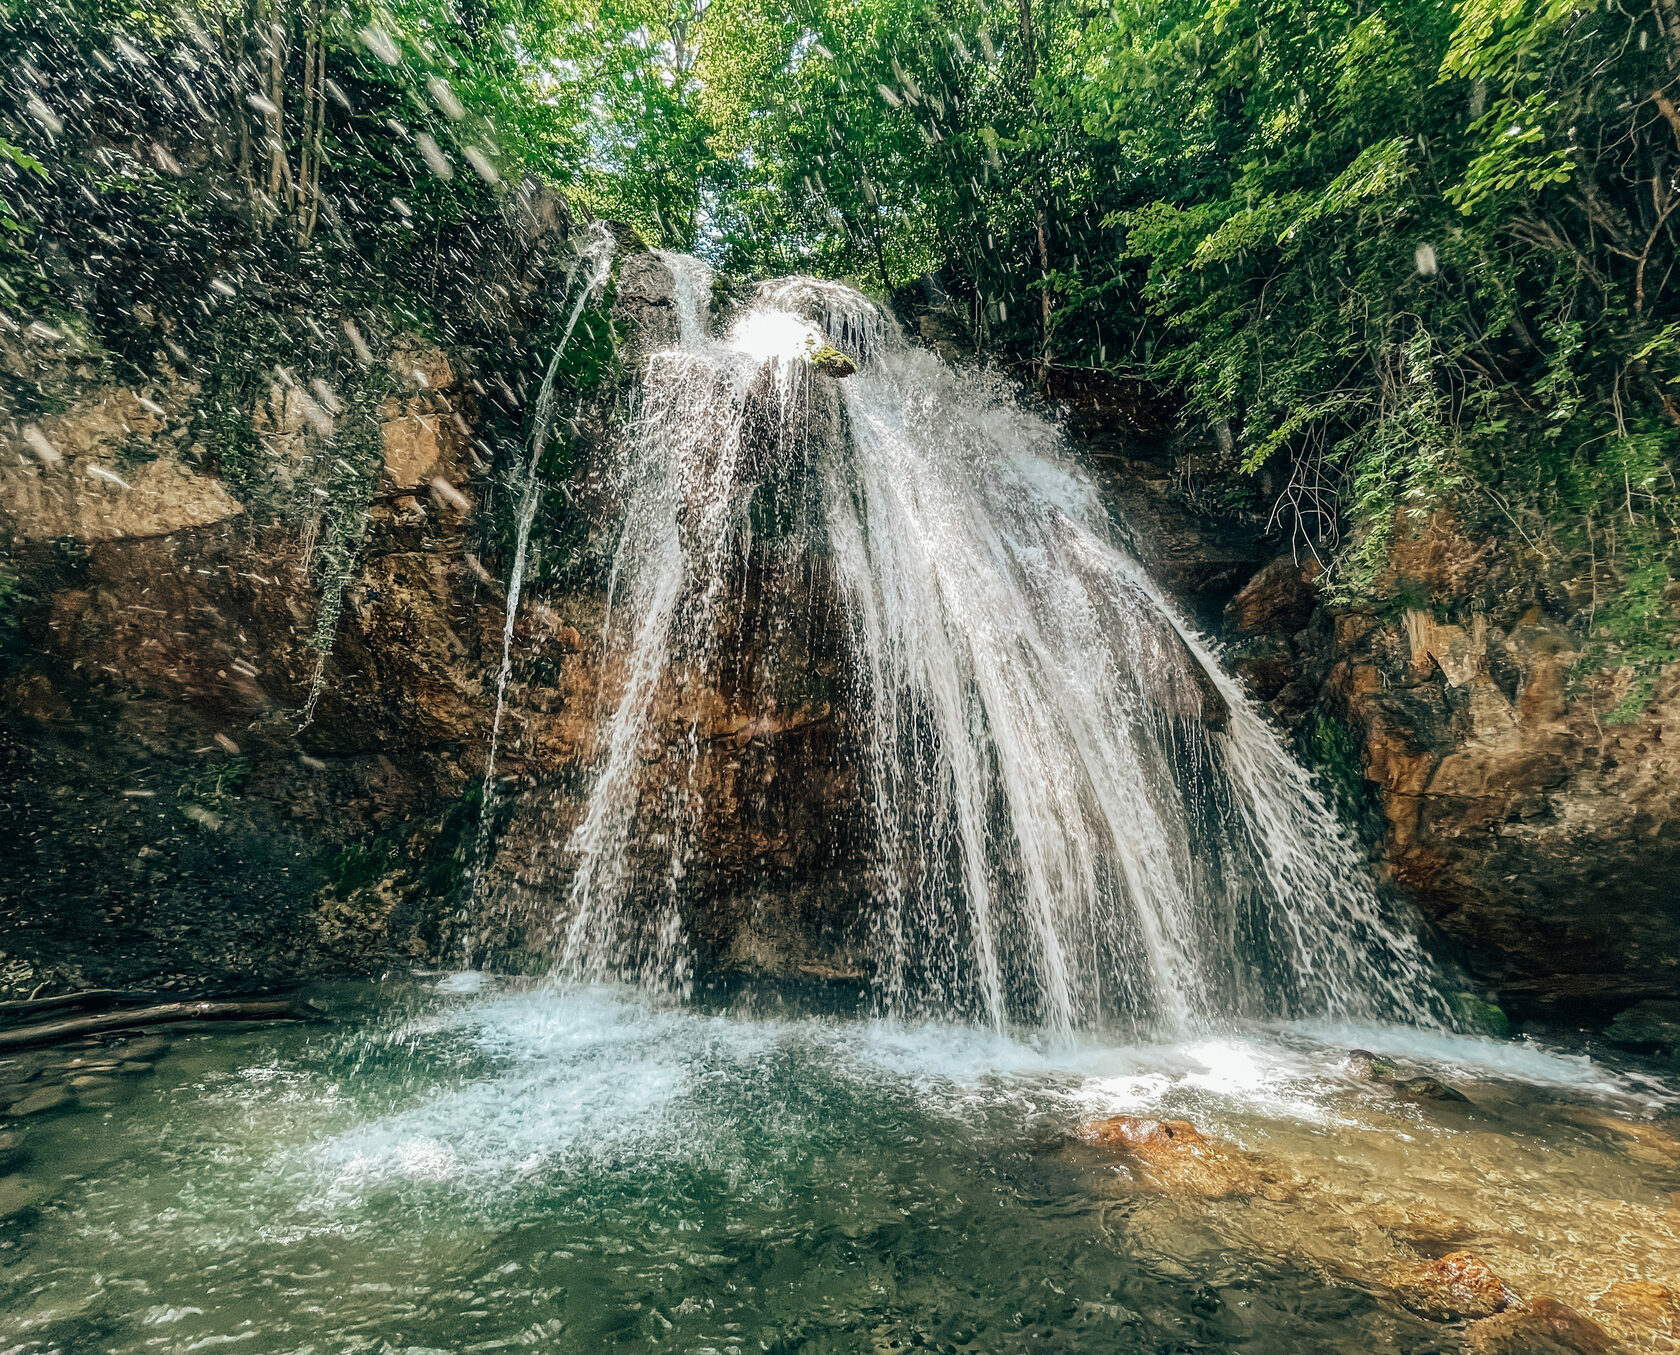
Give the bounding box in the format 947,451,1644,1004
297,0,326,245
261,0,295,217
224,10,261,232
1656,0,1680,72
0,1000,301,1051
1018,0,1053,388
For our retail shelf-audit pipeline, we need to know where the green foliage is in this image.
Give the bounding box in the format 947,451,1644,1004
678,0,1680,715
1305,706,1371,823
327,783,483,900
306,367,392,660
328,835,399,896
177,757,251,813
1578,553,1679,724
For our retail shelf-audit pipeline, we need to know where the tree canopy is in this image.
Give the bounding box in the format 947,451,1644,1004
3,0,1678,714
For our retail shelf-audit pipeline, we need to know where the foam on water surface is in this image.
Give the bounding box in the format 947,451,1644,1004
286,982,1674,1204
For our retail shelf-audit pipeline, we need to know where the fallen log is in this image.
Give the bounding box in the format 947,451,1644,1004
0,1000,300,1052
0,989,161,1019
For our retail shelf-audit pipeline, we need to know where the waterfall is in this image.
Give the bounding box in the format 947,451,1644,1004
535,257,1447,1034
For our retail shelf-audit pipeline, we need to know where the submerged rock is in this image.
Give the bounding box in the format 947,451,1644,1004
1558,1106,1680,1161
0,1172,53,1220
1388,1251,1515,1322
1361,1202,1477,1247
1396,1075,1470,1102
1344,1049,1470,1103
1600,1280,1680,1344
5,1084,71,1116
1465,1297,1622,1354
1077,1115,1296,1200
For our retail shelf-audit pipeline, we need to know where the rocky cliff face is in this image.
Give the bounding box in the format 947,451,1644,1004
0,244,869,998
1215,516,1680,1020
3,250,1675,1031
0,323,491,992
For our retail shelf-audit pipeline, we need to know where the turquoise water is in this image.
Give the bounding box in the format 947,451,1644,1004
1,978,1674,1353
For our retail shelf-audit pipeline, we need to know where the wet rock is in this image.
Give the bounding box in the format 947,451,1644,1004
1363,1203,1476,1248
614,251,684,359
52,1057,119,1073
1604,1000,1680,1054
1223,556,1318,636
1395,1075,1470,1103
1600,1280,1680,1342
0,449,242,542
0,387,241,541
389,337,457,393
1119,592,1229,730
1176,496,1680,1017
2,672,72,726
379,348,467,492
382,409,449,489
1329,516,1680,1013
0,1173,52,1220
1447,992,1513,1038
1077,1115,1295,1200
1388,1250,1515,1322
1344,1050,1470,1103
1176,643,1231,731
809,344,856,378
795,961,867,982
1464,1297,1621,1354
1228,633,1297,701
1345,1049,1396,1081
111,1036,169,1061
5,1084,72,1116
0,1060,42,1092
1556,1108,1680,1161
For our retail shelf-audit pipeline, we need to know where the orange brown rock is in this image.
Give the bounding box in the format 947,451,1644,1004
1464,1296,1621,1354
1388,1250,1514,1322
1077,1115,1293,1201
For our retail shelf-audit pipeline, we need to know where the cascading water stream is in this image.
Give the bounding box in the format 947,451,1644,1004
526,257,1448,1035
464,221,617,929
552,250,762,986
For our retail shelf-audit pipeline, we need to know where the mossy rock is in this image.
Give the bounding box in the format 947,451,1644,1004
808,343,856,378
1448,991,1513,1038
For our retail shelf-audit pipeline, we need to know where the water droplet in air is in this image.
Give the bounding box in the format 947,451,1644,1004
427,75,465,120
415,133,454,180
463,147,499,184
360,26,401,65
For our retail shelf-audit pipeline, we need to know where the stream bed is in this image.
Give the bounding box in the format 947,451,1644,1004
2,977,1678,1353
